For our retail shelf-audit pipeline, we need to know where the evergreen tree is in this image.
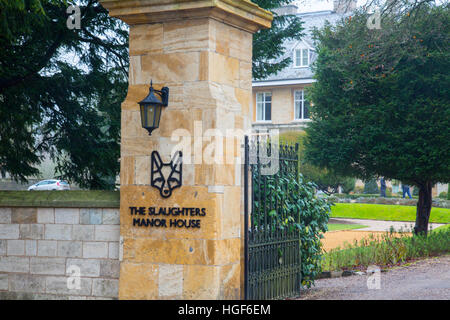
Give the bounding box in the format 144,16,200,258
252,0,304,79
305,3,450,235
0,0,128,189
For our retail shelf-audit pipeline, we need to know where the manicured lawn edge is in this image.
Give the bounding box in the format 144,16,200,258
327,224,367,231
0,190,120,208
331,203,450,224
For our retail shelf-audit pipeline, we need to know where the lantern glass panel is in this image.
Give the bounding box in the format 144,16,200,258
140,104,147,128
153,105,161,127
146,105,156,127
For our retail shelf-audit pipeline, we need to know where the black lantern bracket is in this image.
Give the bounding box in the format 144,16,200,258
153,83,169,107
138,80,169,136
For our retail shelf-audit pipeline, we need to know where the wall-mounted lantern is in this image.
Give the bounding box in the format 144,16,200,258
138,81,169,136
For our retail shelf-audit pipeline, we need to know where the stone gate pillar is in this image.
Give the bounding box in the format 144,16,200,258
100,0,272,299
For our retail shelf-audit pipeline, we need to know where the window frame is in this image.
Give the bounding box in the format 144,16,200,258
255,91,272,122
293,90,311,121
293,48,310,68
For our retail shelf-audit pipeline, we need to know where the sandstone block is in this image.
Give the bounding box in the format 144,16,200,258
108,242,119,260
9,274,46,293
102,209,120,225
30,257,66,275
80,208,103,225
37,208,54,224
19,224,44,240
57,241,82,258
45,224,72,240
99,260,120,278
158,264,183,298
55,208,79,224
0,240,6,255
46,276,92,296
11,208,37,224
25,240,37,256
0,224,19,239
0,256,29,273
66,258,100,277
0,273,8,290
183,265,220,299
0,208,11,223
94,225,120,242
72,225,95,241
37,240,57,257
83,242,108,259
92,278,119,298
7,239,25,256
119,263,158,300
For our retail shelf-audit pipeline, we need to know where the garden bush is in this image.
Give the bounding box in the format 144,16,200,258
385,187,392,197
253,166,331,288
322,226,450,271
438,191,448,199
341,177,356,194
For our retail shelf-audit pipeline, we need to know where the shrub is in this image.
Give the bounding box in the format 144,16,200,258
354,186,364,194
363,179,379,194
253,165,331,289
341,177,356,194
439,191,448,199
322,226,450,271
385,187,392,197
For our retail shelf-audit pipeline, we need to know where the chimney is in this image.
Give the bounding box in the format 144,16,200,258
273,4,298,16
333,0,357,13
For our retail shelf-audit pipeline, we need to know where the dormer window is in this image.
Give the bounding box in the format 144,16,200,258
294,48,309,67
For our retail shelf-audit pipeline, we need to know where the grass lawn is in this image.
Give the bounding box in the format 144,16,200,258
327,224,367,232
331,203,450,224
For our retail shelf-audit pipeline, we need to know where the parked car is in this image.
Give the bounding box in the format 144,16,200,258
28,180,70,191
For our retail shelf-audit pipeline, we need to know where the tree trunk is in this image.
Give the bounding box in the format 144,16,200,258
414,182,433,236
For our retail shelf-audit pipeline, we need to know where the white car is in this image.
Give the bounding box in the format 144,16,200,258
28,180,70,191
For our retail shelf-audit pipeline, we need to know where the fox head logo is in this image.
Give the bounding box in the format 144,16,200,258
151,151,182,198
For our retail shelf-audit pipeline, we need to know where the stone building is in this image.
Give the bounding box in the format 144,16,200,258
252,3,352,132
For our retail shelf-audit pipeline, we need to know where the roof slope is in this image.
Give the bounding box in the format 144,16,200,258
253,10,349,83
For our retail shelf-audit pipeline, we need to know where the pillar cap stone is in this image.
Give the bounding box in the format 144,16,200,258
100,0,272,33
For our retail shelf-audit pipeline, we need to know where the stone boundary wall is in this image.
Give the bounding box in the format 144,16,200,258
0,206,120,300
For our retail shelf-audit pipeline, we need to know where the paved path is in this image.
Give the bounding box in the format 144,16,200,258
299,255,450,300
330,218,446,232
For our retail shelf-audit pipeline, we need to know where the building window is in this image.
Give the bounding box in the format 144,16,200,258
256,92,272,121
294,48,309,67
294,90,310,120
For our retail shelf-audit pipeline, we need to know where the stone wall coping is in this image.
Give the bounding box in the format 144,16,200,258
0,191,119,208
100,0,273,32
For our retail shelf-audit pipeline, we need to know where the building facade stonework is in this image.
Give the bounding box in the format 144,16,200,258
100,0,272,299
0,206,120,299
252,5,350,133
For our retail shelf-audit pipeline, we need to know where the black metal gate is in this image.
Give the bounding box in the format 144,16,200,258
244,135,302,300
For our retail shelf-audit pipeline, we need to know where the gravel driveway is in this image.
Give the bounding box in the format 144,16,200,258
298,255,450,300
